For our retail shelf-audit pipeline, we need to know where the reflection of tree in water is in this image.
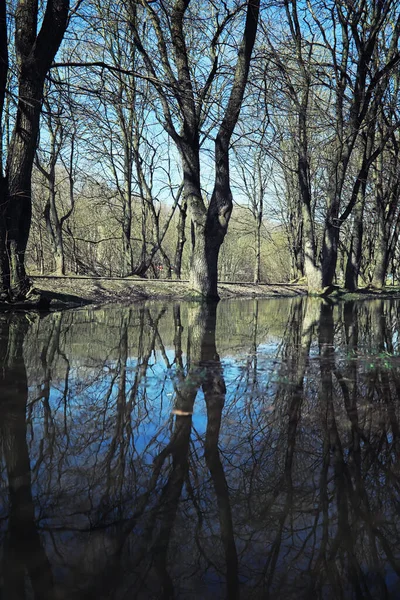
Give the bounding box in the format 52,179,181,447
0,299,400,598
0,315,54,599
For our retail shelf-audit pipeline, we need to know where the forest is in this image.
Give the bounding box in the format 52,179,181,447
1,0,400,301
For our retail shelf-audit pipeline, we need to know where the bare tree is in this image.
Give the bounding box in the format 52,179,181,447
130,0,260,298
314,0,400,287
34,79,78,275
265,0,322,290
0,0,71,301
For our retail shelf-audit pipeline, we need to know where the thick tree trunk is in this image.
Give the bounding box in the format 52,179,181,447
284,171,304,281
133,0,258,298
344,132,374,291
190,231,222,297
180,144,215,296
122,230,133,277
189,136,231,299
0,0,69,301
298,103,321,292
372,152,389,289
54,251,65,276
321,201,340,288
6,75,44,299
372,229,389,289
51,221,66,276
189,215,221,298
321,128,354,288
345,195,364,291
302,202,321,292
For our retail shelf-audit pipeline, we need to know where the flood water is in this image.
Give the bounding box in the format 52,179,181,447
0,297,400,599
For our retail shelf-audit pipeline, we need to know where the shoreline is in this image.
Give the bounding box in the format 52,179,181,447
1,276,400,310
32,276,308,308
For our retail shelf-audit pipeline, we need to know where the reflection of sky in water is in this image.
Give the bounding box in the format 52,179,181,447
29,338,287,467
7,299,400,597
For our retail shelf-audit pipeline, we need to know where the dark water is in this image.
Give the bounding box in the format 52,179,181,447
0,297,400,599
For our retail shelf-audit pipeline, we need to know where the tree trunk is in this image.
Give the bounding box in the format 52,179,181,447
122,227,133,277
174,199,187,279
121,191,133,276
44,204,66,276
189,136,231,299
298,100,321,292
0,177,9,299
6,75,44,299
0,0,70,301
189,215,220,297
321,188,341,288
302,202,321,292
42,150,67,275
372,226,388,289
294,240,304,280
345,194,364,291
372,151,388,289
343,130,375,291
283,169,304,281
180,143,211,295
254,208,262,284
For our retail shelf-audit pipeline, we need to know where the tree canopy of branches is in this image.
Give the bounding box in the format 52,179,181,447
2,0,400,302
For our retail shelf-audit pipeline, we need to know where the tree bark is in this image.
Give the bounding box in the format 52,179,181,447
372,222,389,289
174,199,187,279
133,0,259,299
254,206,262,284
345,194,364,291
321,167,343,288
298,101,321,290
190,0,260,298
372,147,389,289
0,0,70,301
344,129,376,291
7,75,44,297
286,0,322,291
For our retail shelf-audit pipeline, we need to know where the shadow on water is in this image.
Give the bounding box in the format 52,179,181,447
0,298,400,598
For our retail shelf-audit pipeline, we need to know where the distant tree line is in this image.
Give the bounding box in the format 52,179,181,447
1,0,400,301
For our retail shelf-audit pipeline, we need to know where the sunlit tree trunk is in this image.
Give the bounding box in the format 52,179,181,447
174,199,187,279
372,149,388,289
254,206,262,283
345,194,365,291
0,0,70,301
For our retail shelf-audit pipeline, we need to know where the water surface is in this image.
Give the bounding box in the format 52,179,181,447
0,298,399,599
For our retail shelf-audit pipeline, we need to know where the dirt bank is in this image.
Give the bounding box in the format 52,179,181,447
4,277,400,310
31,275,307,308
